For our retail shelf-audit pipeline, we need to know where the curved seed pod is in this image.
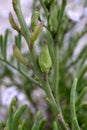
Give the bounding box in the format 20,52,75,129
9,12,20,31
31,4,41,31
13,45,28,67
38,40,52,72
30,21,44,47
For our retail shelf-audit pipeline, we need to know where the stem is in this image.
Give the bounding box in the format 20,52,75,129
12,0,30,46
53,47,69,129
53,121,58,130
76,87,87,106
43,73,59,114
3,29,9,60
0,57,41,87
30,48,42,82
52,1,68,129
58,114,70,130
76,101,87,112
54,45,59,101
53,0,66,100
70,78,81,130
56,0,66,39
43,73,69,130
8,97,17,130
39,0,48,18
15,33,21,70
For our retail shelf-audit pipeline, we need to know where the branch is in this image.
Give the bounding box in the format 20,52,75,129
0,57,41,87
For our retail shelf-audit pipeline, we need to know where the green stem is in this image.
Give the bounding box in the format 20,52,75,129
15,33,21,70
13,105,27,130
39,0,48,18
43,73,59,114
54,45,59,101
31,111,42,130
77,66,87,83
3,29,9,60
38,118,46,130
0,35,4,58
52,1,68,129
30,48,42,81
76,101,87,112
56,0,66,39
43,73,69,130
70,78,81,130
58,114,70,130
54,28,69,130
12,0,30,46
43,76,59,114
0,57,41,87
53,121,58,130
45,29,55,66
76,87,87,106
8,97,17,130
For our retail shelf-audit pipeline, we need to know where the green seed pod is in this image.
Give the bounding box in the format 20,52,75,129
31,5,41,31
30,21,44,47
38,40,52,72
9,12,20,31
13,45,28,67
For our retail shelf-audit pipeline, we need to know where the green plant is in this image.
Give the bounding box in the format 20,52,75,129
0,97,46,130
0,0,87,130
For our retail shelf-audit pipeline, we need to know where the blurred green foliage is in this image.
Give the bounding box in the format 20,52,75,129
0,0,87,129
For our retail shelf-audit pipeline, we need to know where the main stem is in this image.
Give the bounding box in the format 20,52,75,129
43,73,59,114
43,73,69,130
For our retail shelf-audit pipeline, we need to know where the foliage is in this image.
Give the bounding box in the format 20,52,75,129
0,0,87,130
0,97,46,130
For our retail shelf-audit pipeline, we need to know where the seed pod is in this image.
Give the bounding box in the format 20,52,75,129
31,5,41,31
38,40,52,72
30,21,44,47
13,45,28,67
9,12,20,31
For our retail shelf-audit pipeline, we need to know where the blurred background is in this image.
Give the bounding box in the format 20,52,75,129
0,0,87,128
